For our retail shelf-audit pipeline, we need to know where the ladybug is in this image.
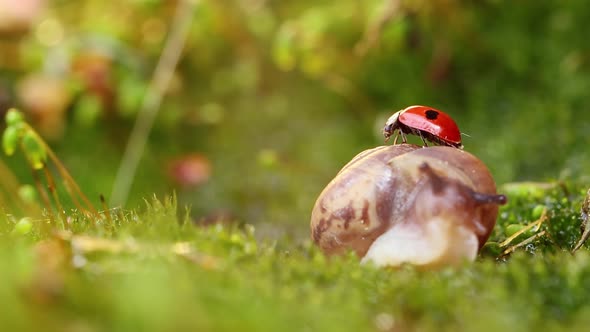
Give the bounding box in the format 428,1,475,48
383,105,463,149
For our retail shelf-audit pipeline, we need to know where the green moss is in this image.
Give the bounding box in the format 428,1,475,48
0,190,587,332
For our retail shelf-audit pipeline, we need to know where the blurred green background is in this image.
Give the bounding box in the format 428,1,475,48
1,0,589,232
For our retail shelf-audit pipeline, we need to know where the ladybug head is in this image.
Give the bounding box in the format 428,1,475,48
383,111,401,141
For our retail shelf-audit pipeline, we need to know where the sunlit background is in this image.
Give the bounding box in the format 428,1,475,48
2,0,590,234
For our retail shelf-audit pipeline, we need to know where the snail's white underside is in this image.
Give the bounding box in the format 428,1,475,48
361,218,478,268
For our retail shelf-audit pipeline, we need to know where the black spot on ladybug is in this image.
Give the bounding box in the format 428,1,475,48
425,110,439,120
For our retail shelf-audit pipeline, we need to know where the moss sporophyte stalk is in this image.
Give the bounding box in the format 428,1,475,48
2,109,100,226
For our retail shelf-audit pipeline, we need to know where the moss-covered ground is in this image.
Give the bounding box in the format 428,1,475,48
1,186,590,332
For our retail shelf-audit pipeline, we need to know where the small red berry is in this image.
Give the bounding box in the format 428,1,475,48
383,105,463,149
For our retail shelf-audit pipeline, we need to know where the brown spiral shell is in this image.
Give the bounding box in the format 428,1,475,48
310,144,505,267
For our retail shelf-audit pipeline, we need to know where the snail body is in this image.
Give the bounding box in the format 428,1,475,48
310,144,506,268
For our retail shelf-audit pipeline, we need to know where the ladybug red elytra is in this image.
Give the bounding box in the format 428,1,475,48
383,105,463,149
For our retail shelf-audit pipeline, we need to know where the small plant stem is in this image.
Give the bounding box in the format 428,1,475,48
110,0,197,207
100,194,113,228
0,171,13,212
0,193,8,212
501,231,547,257
24,124,100,218
500,208,548,248
355,0,401,56
0,158,40,214
32,170,55,224
47,148,98,216
63,181,88,218
43,167,67,223
573,188,590,252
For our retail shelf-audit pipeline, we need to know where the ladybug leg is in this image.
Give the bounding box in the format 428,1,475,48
400,130,408,143
393,133,399,145
418,131,428,147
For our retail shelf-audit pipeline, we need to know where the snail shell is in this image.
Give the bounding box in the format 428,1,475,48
310,144,506,268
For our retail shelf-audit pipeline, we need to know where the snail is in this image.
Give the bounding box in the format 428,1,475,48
310,144,506,268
